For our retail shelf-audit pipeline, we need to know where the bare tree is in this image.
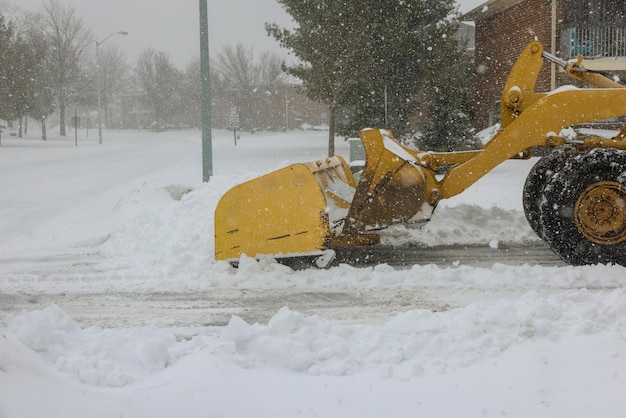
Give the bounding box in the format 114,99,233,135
178,58,202,128
135,48,180,131
258,51,287,89
97,45,129,129
217,43,259,91
41,0,92,136
216,43,290,131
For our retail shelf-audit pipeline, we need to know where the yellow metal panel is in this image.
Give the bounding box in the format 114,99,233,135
215,164,331,260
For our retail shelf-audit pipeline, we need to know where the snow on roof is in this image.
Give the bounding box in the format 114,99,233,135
463,0,527,21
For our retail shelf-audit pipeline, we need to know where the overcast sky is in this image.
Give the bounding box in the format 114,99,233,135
4,0,485,68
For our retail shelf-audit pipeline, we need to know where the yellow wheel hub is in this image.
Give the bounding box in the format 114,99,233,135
575,181,626,245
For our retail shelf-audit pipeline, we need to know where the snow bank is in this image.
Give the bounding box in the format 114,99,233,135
220,287,626,379
5,305,203,386
5,284,626,388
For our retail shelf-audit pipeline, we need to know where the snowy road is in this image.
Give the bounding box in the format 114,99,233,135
0,241,567,329
334,242,565,268
0,263,565,330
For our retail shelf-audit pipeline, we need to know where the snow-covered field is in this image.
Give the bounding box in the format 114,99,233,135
1,128,625,418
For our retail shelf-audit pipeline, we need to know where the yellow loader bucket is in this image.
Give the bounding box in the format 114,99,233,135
215,129,437,265
214,156,355,263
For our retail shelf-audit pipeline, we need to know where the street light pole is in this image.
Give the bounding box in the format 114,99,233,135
200,0,213,181
96,31,128,144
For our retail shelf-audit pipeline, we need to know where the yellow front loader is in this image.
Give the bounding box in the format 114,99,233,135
215,41,626,267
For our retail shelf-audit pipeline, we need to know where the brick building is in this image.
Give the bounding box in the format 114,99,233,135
465,0,626,128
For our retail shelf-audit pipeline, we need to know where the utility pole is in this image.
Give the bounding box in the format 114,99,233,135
200,0,213,181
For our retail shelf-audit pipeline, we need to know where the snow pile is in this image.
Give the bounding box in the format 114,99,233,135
220,287,626,379
98,182,216,279
6,305,203,387
5,285,626,389
380,205,538,246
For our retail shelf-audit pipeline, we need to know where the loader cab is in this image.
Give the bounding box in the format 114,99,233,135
348,137,366,183
488,100,501,127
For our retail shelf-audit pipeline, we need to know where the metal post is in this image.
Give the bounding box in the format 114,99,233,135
285,87,289,130
200,0,213,181
96,41,102,144
74,108,78,146
96,31,128,144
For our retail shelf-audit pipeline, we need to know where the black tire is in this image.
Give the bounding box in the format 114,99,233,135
522,147,577,239
539,148,626,266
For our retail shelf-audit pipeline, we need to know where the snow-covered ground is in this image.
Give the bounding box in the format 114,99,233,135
0,128,625,418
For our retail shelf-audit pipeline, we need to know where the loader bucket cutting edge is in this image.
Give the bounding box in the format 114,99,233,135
214,159,353,262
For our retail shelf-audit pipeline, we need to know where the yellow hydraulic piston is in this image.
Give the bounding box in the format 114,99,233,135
342,129,439,235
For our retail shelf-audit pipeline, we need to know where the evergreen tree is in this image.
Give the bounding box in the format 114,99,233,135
0,36,37,136
415,41,480,152
267,1,378,156
267,0,478,154
0,14,14,128
0,14,48,138
0,15,11,86
337,0,462,139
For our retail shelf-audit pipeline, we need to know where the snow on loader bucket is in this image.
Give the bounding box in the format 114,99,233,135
216,41,626,267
